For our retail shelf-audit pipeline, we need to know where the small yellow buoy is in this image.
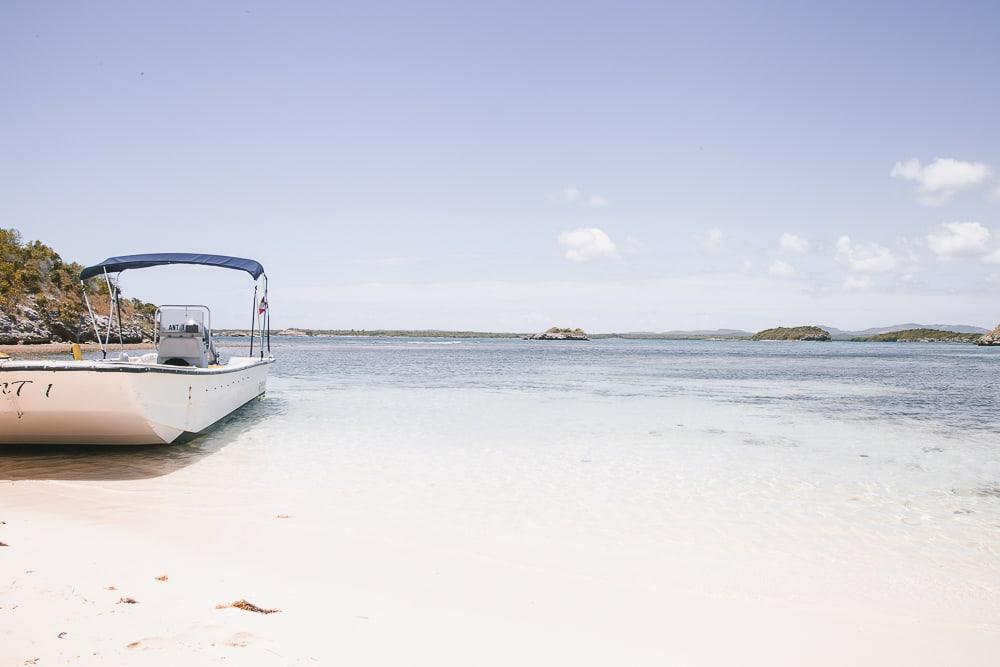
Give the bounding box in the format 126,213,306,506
71,343,83,361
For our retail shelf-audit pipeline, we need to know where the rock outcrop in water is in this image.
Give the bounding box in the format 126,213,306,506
977,324,1000,346
0,228,155,344
751,326,831,341
524,326,590,341
276,328,310,336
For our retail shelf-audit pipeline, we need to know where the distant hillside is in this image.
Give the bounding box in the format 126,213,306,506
652,329,752,338
0,228,155,344
822,323,989,339
592,329,752,340
226,328,525,338
239,328,754,340
752,326,831,341
851,328,983,343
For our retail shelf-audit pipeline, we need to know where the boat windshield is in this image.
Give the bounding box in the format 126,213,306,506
158,305,210,335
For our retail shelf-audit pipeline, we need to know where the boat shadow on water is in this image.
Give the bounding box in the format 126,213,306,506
0,395,285,482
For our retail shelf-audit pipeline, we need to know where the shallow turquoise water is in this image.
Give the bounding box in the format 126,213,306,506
265,336,1000,432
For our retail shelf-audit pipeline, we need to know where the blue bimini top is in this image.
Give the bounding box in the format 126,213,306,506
80,253,265,281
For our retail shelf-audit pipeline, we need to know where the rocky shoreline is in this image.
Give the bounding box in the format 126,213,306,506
0,298,153,345
977,324,1000,346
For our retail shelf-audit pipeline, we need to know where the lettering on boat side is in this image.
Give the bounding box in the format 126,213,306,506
1,380,33,396
1,381,54,398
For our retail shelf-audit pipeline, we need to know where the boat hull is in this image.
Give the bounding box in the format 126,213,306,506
0,358,272,445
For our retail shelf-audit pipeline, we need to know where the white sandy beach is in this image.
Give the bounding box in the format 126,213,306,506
3,481,998,666
3,363,1000,666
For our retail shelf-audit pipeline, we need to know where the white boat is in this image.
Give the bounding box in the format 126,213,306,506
0,253,274,445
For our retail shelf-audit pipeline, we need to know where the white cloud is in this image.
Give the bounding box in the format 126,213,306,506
779,233,810,255
768,259,795,278
890,157,993,206
558,227,617,262
843,275,873,291
700,227,725,253
925,222,992,258
549,188,608,207
835,236,898,273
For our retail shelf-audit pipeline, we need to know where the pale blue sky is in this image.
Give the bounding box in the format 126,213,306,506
3,1,1000,330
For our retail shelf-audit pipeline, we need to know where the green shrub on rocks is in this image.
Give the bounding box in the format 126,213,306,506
0,228,155,344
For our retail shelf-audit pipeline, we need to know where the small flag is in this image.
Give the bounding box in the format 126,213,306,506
258,296,268,315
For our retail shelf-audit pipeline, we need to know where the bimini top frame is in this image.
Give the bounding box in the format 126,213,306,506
78,253,270,360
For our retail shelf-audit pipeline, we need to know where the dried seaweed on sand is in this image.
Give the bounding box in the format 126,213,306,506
216,599,280,614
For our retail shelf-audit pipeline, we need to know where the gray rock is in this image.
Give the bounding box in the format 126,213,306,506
977,324,1000,346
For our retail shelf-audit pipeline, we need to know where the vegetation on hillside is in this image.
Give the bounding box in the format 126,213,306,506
751,326,831,341
1,228,97,302
851,328,983,343
0,228,155,343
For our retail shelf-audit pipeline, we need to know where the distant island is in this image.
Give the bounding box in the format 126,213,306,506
751,326,831,341
851,328,983,343
824,323,988,338
208,323,1000,344
592,329,753,340
524,327,590,341
216,328,525,339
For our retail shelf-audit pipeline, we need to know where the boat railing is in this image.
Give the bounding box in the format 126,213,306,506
79,254,268,360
